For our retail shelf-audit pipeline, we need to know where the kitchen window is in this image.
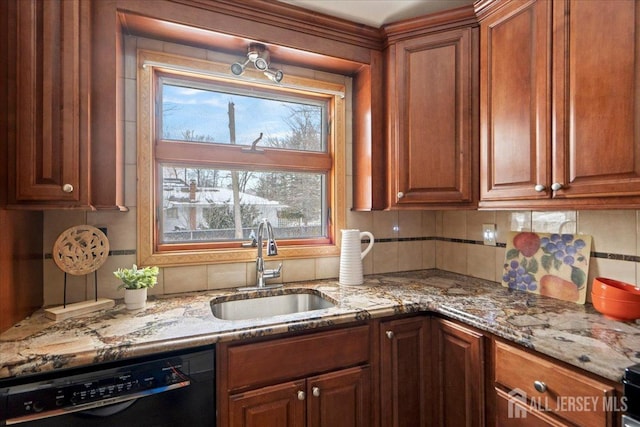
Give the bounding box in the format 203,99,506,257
137,50,346,266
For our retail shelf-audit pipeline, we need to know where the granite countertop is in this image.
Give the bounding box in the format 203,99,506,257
1,269,639,383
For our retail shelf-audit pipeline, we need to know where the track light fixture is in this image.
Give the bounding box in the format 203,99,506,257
230,43,284,82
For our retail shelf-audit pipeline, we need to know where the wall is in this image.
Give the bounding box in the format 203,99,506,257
1,210,43,332
40,36,640,306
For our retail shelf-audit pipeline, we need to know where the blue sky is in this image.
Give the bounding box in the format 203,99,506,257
162,84,305,144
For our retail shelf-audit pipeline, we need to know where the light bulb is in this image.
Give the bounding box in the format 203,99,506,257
230,62,245,75
254,51,270,71
264,69,284,83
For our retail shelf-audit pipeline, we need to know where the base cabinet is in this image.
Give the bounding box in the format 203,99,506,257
229,380,305,427
379,316,431,426
432,318,485,427
229,367,370,427
219,316,622,427
218,325,371,427
307,367,371,427
492,339,617,427
494,388,571,427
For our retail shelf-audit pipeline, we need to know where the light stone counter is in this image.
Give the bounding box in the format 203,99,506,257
1,270,638,383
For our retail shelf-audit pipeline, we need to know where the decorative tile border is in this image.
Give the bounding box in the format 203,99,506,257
366,237,639,263
45,249,137,259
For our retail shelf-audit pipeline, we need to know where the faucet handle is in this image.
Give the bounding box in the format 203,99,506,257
264,263,282,279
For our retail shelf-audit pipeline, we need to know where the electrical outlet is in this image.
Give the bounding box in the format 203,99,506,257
482,223,496,246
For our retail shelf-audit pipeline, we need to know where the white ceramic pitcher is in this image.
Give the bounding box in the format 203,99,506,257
339,229,375,286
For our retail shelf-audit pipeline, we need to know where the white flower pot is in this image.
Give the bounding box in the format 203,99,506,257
124,288,147,310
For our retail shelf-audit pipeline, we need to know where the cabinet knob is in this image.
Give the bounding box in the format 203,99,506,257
385,330,394,340
312,386,320,397
550,182,563,191
297,390,306,400
62,184,74,193
397,192,404,199
533,380,547,393
534,184,546,192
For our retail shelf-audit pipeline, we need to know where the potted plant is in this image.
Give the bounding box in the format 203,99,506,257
114,264,159,310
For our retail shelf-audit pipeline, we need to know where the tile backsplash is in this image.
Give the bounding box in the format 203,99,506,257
42,208,640,306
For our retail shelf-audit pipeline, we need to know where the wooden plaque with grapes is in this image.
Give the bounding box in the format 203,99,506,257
502,231,592,304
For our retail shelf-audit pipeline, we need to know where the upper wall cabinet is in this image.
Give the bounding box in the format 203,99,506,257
384,10,479,209
479,0,640,209
4,0,125,210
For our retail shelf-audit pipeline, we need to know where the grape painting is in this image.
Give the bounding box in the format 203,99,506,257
502,231,592,304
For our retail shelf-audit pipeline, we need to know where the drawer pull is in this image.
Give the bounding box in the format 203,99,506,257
534,184,546,192
550,182,563,191
62,184,74,193
397,192,404,199
297,390,306,400
386,330,395,340
534,380,547,393
312,386,320,397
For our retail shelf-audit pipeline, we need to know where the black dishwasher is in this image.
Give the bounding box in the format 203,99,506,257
0,346,215,426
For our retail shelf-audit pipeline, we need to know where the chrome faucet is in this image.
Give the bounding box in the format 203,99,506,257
251,219,283,290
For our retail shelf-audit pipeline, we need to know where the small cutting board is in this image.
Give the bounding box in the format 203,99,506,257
502,231,592,304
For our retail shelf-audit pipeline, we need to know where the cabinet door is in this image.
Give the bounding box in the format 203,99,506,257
389,27,476,207
10,0,90,206
380,316,431,426
228,380,306,427
432,318,484,427
479,0,551,202
552,0,640,198
307,366,371,427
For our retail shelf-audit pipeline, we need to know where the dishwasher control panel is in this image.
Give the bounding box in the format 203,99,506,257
0,353,195,424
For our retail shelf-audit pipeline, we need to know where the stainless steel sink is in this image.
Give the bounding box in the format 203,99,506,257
210,291,336,321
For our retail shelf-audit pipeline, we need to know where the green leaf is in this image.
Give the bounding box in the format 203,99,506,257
506,249,521,260
541,254,553,272
521,258,528,270
571,266,587,288
553,258,562,271
114,265,159,290
527,257,539,274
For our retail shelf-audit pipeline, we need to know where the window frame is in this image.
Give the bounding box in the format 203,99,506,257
137,50,346,266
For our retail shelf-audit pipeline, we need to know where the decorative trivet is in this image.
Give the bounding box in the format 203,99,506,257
47,225,114,320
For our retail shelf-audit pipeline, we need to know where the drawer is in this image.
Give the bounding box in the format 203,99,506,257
226,325,370,391
495,387,571,427
494,340,615,427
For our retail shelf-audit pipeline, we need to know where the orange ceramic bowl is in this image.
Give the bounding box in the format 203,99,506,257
592,277,640,301
591,293,640,321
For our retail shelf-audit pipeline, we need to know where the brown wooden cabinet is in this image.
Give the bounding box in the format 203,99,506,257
8,0,90,206
379,316,431,426
492,339,617,427
229,380,305,427
218,325,371,427
228,367,370,427
307,366,371,427
383,9,478,209
4,0,124,210
479,0,640,208
432,317,485,427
